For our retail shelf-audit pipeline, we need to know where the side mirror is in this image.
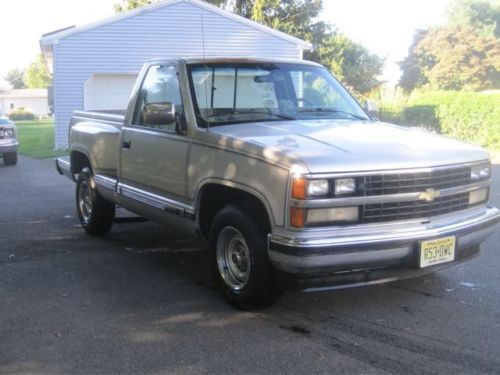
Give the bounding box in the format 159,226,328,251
143,102,175,125
364,100,379,120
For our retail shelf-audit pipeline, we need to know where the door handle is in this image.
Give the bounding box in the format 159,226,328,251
122,140,132,149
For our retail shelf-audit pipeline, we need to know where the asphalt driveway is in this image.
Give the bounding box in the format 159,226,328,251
0,156,499,374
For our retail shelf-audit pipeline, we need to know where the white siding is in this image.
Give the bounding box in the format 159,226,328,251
52,1,302,148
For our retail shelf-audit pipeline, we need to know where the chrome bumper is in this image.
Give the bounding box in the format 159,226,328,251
0,140,18,154
269,206,500,276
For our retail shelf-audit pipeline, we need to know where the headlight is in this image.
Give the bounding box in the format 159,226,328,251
3,128,14,138
471,164,490,180
307,179,329,197
334,178,356,195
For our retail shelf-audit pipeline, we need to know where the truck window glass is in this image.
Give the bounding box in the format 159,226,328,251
133,65,184,133
189,63,368,127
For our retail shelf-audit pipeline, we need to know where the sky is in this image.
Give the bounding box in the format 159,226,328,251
0,0,451,89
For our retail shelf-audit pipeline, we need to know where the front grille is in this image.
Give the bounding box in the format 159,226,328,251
363,193,470,223
363,166,472,196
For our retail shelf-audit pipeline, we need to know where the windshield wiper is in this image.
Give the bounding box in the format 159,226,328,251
200,110,296,121
236,111,296,120
298,107,368,121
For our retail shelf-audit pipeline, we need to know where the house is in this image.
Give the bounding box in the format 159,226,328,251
40,0,312,149
0,89,50,118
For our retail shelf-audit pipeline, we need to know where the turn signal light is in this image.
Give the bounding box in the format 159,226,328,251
290,207,305,228
292,176,306,200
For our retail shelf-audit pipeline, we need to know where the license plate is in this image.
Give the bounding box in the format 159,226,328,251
419,236,456,268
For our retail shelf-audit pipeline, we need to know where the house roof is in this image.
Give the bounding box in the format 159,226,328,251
0,89,48,98
40,0,312,49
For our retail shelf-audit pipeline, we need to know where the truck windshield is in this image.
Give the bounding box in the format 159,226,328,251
188,62,369,127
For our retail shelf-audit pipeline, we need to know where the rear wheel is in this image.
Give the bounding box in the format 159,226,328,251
76,167,115,235
3,152,17,165
209,205,281,310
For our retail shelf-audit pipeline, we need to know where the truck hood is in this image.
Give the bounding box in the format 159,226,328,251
209,120,490,173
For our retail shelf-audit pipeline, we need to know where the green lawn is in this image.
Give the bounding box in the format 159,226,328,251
15,120,68,159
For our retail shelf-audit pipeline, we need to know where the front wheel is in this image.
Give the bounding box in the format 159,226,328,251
209,205,281,310
76,167,115,235
3,152,17,165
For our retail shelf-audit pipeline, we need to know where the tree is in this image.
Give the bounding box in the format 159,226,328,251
399,29,429,92
114,0,154,13
447,0,500,38
413,26,499,90
24,54,52,89
4,69,26,89
311,33,384,95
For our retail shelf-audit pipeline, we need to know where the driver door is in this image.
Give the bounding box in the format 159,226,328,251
119,64,190,206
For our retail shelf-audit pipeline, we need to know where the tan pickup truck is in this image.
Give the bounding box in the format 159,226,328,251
56,58,500,309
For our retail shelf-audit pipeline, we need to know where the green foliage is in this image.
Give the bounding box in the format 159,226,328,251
312,33,384,96
402,105,439,130
8,108,35,121
400,0,500,92
399,29,428,93
4,69,26,89
114,0,154,13
24,54,52,89
447,0,500,38
379,91,500,149
414,26,499,91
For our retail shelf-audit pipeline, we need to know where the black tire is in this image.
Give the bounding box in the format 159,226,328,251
3,152,17,166
209,205,281,310
76,167,115,235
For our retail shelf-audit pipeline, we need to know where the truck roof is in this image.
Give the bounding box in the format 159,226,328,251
145,57,323,67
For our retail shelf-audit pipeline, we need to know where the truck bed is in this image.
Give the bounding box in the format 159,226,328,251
72,110,125,127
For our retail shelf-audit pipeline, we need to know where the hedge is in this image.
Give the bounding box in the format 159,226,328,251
379,91,500,149
9,108,36,121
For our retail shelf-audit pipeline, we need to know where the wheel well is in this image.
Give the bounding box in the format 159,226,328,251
71,151,91,174
198,184,272,238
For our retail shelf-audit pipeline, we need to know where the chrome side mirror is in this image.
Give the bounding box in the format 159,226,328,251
364,100,379,120
143,102,175,125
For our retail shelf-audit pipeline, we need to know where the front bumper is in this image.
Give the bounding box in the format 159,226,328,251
269,205,500,290
0,140,18,154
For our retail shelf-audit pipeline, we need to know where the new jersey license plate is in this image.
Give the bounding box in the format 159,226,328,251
419,236,456,268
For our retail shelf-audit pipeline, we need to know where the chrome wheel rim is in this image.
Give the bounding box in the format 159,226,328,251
78,180,93,223
216,226,251,291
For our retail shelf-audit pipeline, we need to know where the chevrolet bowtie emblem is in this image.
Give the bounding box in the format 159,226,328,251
419,188,440,202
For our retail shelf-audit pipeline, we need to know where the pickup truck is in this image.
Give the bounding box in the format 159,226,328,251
0,117,18,166
56,58,500,310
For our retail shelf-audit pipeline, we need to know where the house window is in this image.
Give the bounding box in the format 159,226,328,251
9,103,14,110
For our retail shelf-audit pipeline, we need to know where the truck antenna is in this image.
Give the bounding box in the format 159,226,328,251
201,14,210,131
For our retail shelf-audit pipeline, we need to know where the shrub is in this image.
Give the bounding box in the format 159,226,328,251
379,91,500,149
8,108,36,121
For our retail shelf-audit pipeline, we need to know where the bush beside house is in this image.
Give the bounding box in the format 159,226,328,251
8,108,36,121
379,91,500,150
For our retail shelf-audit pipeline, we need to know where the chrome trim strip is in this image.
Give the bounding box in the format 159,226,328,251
292,180,490,208
304,160,489,179
94,174,117,192
117,183,194,217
